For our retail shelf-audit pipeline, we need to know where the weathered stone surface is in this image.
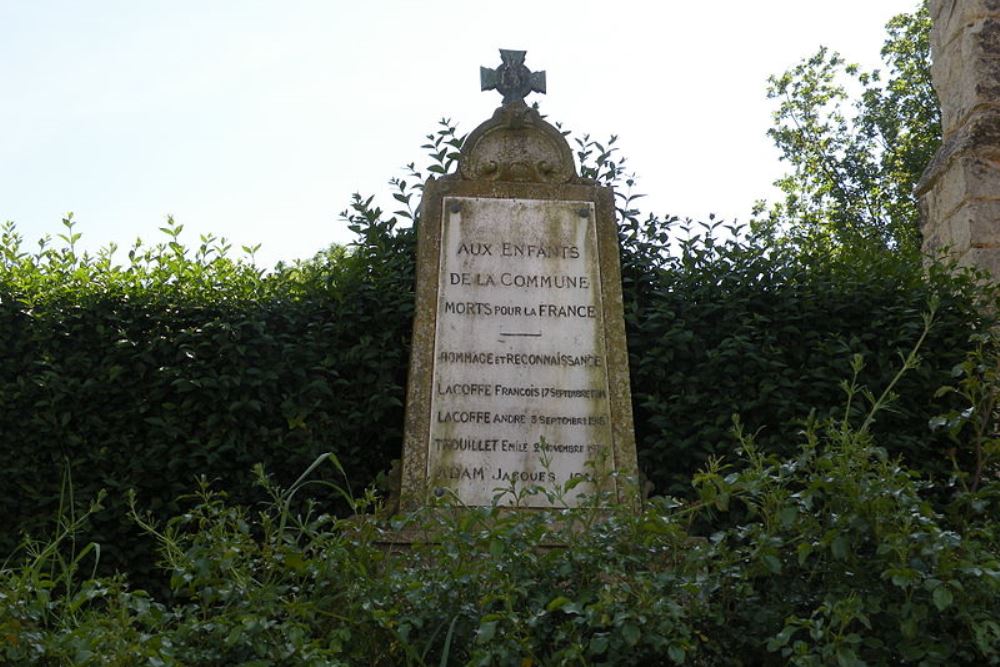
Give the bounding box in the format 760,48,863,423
930,210,970,252
966,199,1000,247
401,179,637,510
921,107,1000,190
930,0,1000,49
925,199,1000,254
927,199,1000,257
400,81,637,511
960,247,1000,273
459,104,578,184
933,18,1000,132
424,197,613,507
923,3,1000,278
921,152,1000,223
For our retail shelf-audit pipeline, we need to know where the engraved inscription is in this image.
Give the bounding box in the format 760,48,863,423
427,197,614,507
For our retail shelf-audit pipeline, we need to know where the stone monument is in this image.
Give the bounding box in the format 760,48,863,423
399,50,638,510
919,0,1000,278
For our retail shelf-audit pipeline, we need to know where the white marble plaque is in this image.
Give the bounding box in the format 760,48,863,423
427,197,614,507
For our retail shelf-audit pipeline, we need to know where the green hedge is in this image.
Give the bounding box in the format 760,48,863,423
0,200,992,582
0,213,415,583
619,217,992,496
3,416,999,665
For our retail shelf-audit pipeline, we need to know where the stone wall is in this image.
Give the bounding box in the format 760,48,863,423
919,0,1000,276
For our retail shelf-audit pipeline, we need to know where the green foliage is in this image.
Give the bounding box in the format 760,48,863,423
763,4,938,256
7,197,998,665
0,211,412,586
1,109,993,589
621,216,996,497
1,6,993,660
3,360,999,664
931,331,1000,494
0,470,167,664
696,409,1000,664
0,119,468,587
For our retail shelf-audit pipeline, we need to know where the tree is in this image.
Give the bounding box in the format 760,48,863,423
761,4,939,258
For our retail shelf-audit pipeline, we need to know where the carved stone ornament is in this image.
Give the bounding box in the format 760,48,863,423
455,50,581,185
480,49,546,106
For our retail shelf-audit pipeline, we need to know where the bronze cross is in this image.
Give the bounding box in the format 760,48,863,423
480,49,546,106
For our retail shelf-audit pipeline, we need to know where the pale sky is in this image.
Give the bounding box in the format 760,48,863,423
1,1,921,269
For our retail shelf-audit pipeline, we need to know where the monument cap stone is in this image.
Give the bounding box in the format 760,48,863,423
400,50,638,511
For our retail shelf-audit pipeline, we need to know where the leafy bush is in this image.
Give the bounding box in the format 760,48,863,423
0,213,414,585
3,357,999,664
619,214,996,496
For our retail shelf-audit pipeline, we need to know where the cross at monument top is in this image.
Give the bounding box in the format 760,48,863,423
480,49,546,106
